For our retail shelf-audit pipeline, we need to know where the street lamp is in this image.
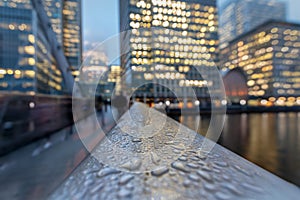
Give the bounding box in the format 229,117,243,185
165,100,171,106
221,99,227,106
240,99,247,106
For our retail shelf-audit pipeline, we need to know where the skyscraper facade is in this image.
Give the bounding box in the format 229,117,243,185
43,0,82,77
0,0,64,94
120,0,219,101
0,0,81,94
219,0,286,46
62,0,82,76
220,21,300,106
43,0,64,44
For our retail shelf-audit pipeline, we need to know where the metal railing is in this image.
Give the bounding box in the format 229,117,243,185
50,103,300,199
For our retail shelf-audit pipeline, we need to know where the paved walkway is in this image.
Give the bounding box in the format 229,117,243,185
0,105,116,200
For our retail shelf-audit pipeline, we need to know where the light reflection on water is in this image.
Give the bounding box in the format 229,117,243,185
178,112,300,186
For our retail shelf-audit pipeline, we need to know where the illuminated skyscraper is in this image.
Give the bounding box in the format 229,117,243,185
43,0,82,77
0,0,65,94
220,20,300,106
62,0,82,76
120,0,219,101
43,0,64,44
219,0,286,46
0,0,81,94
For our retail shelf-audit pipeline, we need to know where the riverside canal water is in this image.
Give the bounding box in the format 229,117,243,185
177,112,300,186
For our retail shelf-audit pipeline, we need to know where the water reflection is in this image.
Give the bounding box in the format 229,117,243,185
178,112,300,186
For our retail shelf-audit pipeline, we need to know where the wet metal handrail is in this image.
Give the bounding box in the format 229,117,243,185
50,103,300,199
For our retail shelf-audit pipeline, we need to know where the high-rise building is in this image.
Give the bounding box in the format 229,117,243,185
220,20,300,106
62,0,82,76
0,0,81,94
0,0,65,94
43,0,82,77
120,0,219,101
79,64,121,99
219,0,286,46
43,0,64,44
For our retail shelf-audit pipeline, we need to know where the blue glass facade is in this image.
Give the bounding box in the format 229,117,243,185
219,0,286,46
42,0,82,77
0,0,64,94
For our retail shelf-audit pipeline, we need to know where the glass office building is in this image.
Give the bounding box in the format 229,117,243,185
62,0,82,75
42,0,82,77
219,0,286,46
120,0,219,101
0,0,65,94
220,21,300,106
42,0,63,44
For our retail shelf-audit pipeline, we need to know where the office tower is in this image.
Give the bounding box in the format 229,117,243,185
42,0,82,77
0,0,65,94
62,0,82,76
219,0,286,46
95,65,121,99
220,20,300,106
79,63,121,99
43,0,64,44
120,0,219,102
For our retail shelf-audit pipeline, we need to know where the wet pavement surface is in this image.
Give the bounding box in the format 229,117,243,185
0,105,116,200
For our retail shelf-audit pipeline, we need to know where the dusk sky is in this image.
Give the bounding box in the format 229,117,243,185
83,0,300,48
